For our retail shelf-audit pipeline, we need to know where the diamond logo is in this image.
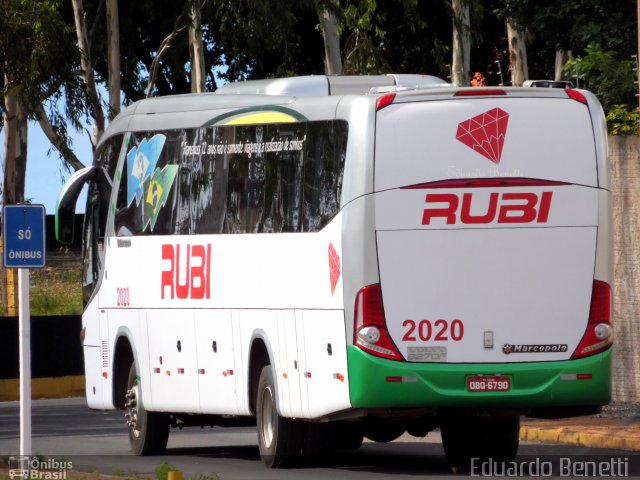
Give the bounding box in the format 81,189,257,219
456,108,509,164
328,242,341,296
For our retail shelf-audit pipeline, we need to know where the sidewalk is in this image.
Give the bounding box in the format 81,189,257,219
521,414,640,451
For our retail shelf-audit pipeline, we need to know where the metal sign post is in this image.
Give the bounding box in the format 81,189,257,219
2,204,46,459
18,267,31,458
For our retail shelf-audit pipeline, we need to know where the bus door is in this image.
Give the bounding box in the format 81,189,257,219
147,310,200,412
195,310,238,414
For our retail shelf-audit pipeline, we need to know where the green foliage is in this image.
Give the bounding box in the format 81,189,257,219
0,264,84,316
341,0,387,74
496,0,637,81
154,463,178,480
0,0,82,114
563,46,636,112
606,105,639,136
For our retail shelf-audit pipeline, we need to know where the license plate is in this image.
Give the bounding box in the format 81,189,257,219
467,375,511,392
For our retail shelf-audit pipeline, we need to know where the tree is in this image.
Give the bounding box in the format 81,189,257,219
71,0,106,148
1,0,83,206
318,0,342,75
189,1,206,92
506,21,528,86
498,0,636,81
0,0,84,313
106,0,121,118
451,0,470,85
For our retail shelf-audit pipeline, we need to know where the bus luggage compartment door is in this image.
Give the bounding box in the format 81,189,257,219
373,184,599,364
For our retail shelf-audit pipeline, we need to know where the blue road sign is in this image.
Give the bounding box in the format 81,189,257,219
3,204,46,268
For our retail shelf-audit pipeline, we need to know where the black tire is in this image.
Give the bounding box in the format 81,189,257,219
302,423,335,464
440,416,520,470
256,365,304,468
363,419,405,443
125,362,170,455
334,423,365,451
485,416,520,461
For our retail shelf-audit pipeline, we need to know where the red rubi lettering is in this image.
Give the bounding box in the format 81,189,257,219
161,244,175,299
460,192,498,224
497,192,538,223
175,244,191,299
537,191,553,223
422,191,554,225
190,244,212,299
421,193,458,225
161,243,212,300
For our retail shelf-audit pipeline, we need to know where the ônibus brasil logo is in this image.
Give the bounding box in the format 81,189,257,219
456,108,509,164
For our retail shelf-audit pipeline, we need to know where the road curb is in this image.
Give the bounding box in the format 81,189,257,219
520,423,640,452
0,375,84,401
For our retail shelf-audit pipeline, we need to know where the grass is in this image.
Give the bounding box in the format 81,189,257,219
0,253,83,316
30,267,83,315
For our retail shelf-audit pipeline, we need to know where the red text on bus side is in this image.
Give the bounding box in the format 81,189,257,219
161,244,212,299
422,191,553,225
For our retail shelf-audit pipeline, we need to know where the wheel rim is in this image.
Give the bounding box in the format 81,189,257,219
260,385,275,449
125,383,141,439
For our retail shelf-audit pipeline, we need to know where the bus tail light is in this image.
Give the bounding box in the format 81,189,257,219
566,89,588,105
354,284,404,361
571,280,613,359
454,89,506,96
376,93,396,111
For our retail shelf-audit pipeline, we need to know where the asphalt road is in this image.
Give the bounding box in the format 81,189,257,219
0,398,638,479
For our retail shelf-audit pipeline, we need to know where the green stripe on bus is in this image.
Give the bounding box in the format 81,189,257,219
347,346,611,408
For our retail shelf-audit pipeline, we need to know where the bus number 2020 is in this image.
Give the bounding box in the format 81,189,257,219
402,319,464,342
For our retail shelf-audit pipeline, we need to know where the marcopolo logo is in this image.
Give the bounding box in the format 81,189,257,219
502,344,568,354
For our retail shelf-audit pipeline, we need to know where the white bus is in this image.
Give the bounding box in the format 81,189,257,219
56,74,613,468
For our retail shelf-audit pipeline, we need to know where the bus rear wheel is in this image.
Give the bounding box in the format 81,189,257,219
440,416,520,469
125,362,170,455
256,365,304,467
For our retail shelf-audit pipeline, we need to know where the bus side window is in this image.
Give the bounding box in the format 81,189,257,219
303,120,347,232
114,131,181,236
192,127,226,234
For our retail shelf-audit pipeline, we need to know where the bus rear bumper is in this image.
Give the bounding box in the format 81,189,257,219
347,346,611,411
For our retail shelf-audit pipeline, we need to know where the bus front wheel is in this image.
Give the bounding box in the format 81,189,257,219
256,365,304,467
125,362,170,455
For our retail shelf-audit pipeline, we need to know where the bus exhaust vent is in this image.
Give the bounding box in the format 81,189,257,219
101,340,109,368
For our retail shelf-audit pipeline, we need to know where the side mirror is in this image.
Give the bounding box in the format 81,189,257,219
55,166,96,244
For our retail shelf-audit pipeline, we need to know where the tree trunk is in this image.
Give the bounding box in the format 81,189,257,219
147,20,186,96
506,21,528,86
318,1,342,75
2,85,28,207
72,0,105,148
451,0,470,86
554,50,571,81
189,2,206,93
2,83,28,315
106,0,121,119
36,106,85,172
